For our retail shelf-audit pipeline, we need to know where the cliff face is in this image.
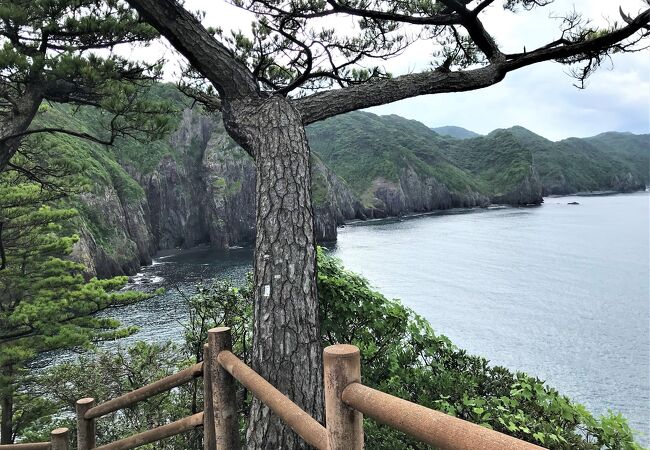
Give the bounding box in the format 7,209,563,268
71,187,155,277
307,111,494,218
490,166,544,206
56,101,645,278
136,109,215,250
200,118,257,248
72,106,363,278
359,168,489,219
507,128,649,196
311,154,365,240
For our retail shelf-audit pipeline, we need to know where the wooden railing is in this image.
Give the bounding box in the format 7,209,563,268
1,428,70,450
1,326,546,449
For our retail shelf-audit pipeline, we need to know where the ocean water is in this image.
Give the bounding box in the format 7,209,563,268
105,192,650,442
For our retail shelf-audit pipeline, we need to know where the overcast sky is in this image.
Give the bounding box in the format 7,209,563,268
136,0,650,141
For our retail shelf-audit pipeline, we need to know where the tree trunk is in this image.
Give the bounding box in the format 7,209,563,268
0,366,14,444
0,86,42,172
224,96,323,449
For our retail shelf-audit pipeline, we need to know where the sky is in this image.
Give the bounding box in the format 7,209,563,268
129,0,650,141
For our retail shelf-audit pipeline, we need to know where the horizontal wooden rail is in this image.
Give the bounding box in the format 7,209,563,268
342,382,545,450
0,444,50,450
0,428,70,450
217,350,328,450
85,362,203,420
60,336,549,450
92,412,203,450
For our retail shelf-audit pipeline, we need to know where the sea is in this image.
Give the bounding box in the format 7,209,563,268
100,192,650,443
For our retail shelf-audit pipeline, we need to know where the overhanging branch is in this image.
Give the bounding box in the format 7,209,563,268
295,64,503,124
502,8,650,72
1,127,115,146
125,0,260,100
294,7,649,125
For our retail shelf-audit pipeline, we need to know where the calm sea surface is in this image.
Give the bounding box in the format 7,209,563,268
104,192,650,442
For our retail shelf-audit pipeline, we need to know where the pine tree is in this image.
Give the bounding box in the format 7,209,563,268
0,0,172,172
0,2,172,442
123,1,650,446
0,145,150,444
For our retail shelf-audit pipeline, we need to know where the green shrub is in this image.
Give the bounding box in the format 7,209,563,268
181,250,643,449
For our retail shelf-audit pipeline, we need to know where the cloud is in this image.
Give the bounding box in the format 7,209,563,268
370,0,650,139
139,0,650,140
368,49,649,140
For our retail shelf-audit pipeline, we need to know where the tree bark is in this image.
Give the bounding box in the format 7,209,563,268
0,86,42,172
0,366,14,444
224,96,323,449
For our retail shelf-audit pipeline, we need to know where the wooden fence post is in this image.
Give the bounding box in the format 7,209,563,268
203,343,217,450
76,398,96,450
207,327,240,449
324,344,363,450
50,427,70,450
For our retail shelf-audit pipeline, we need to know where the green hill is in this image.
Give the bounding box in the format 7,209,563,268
500,127,649,194
439,129,543,204
431,126,481,139
307,112,543,212
307,112,492,216
309,113,647,211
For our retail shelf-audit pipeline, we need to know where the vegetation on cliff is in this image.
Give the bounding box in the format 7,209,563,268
502,127,649,195
431,126,481,140
307,112,486,209
23,99,650,279
308,111,647,209
437,129,543,205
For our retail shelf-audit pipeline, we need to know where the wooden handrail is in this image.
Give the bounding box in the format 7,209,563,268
76,398,96,450
85,362,203,420
217,350,328,450
49,428,69,450
57,336,548,450
0,428,70,450
342,382,545,450
92,412,203,450
0,444,50,450
207,328,240,448
323,345,363,450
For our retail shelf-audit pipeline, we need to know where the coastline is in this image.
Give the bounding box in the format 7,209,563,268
146,189,649,261
546,188,648,198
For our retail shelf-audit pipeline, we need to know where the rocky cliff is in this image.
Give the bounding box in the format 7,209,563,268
505,127,648,196
307,111,495,217
35,92,645,278
440,129,545,206
356,169,490,219
68,104,365,277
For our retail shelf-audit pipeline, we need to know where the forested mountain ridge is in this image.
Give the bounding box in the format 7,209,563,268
436,128,544,205
487,126,649,195
431,125,481,139
26,87,648,278
307,112,491,217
